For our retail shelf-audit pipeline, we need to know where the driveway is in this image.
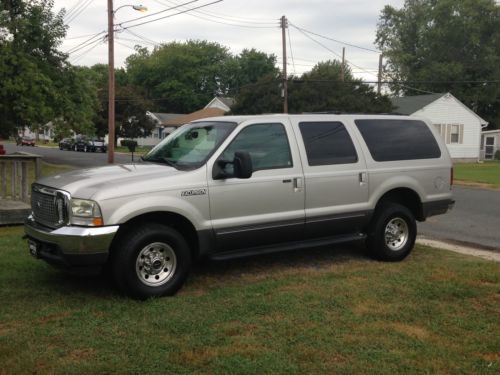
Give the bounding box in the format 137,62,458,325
418,185,500,250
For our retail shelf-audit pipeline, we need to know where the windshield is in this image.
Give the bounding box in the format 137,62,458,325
142,121,237,170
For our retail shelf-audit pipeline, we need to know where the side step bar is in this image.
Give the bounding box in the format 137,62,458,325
209,233,366,261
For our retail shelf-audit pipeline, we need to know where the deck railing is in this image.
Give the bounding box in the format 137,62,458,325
0,153,42,203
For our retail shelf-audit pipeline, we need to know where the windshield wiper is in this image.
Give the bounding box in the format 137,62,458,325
161,158,178,169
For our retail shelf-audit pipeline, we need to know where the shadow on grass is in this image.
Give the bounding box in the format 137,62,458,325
32,241,371,299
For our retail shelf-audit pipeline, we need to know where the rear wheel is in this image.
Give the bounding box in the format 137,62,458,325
366,203,416,261
111,224,192,299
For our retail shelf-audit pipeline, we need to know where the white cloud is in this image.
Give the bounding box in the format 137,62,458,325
56,0,405,81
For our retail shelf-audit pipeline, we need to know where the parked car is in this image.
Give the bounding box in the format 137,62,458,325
0,144,5,155
17,136,35,146
74,137,107,152
59,138,75,151
25,114,454,299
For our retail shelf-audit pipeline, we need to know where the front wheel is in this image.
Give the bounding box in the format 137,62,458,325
111,224,192,299
366,203,416,261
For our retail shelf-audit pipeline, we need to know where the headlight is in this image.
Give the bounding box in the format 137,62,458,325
70,199,103,226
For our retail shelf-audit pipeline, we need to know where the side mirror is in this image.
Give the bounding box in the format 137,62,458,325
233,151,253,179
212,151,253,180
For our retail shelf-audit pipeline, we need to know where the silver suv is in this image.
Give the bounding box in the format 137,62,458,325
25,114,454,299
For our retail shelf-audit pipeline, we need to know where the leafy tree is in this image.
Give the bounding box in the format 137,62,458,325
376,0,500,128
226,48,279,95
232,60,393,114
0,0,99,138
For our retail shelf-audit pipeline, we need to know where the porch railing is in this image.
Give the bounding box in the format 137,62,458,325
0,153,42,203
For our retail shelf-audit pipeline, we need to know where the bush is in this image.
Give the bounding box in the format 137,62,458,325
495,150,500,160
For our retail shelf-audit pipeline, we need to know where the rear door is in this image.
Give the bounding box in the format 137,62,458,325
291,117,370,238
207,119,305,252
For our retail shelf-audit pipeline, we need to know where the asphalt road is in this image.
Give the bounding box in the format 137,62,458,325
3,143,134,167
3,143,499,249
418,186,500,250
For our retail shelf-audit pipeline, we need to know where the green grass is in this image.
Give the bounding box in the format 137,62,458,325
454,161,500,187
0,226,498,374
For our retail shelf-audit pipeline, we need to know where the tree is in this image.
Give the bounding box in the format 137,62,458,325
376,0,500,128
0,0,66,137
232,60,393,114
126,40,234,113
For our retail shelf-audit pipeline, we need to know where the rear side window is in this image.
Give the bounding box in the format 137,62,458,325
299,122,358,166
355,119,441,161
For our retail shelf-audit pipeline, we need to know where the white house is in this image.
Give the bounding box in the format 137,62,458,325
205,97,234,112
480,129,500,160
391,93,488,161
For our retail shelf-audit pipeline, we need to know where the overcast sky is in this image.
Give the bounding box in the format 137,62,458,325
56,0,405,82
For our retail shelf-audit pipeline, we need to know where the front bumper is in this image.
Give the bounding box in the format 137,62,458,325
24,217,119,270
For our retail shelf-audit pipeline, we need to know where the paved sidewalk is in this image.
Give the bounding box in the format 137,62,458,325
417,237,500,262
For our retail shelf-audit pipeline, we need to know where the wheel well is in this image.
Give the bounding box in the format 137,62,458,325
111,212,200,259
375,188,424,221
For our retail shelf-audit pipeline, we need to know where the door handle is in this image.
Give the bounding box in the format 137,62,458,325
359,172,367,185
293,177,303,192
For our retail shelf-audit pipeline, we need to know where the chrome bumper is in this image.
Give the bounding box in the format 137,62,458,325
24,216,119,255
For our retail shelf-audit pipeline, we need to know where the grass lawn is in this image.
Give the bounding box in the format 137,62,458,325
454,161,500,188
0,226,498,374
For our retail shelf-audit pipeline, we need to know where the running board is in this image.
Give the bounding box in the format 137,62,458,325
209,233,366,261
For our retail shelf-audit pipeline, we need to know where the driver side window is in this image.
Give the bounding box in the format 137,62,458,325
221,123,293,173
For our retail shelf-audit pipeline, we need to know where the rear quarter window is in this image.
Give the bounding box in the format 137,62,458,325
354,119,441,162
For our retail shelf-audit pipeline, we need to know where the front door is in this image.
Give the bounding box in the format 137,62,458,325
485,136,495,160
207,121,305,252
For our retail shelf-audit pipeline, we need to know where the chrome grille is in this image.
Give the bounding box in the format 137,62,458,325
31,185,68,228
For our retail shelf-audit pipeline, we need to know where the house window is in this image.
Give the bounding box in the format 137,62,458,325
443,123,463,144
450,125,460,143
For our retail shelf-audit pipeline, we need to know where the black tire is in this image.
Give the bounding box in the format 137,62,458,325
366,203,416,261
111,224,192,299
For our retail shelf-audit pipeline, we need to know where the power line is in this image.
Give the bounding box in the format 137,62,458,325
153,0,278,24
118,0,225,31
291,24,379,79
289,22,380,54
65,31,106,54
64,0,86,20
116,0,200,27
65,0,94,25
70,39,103,63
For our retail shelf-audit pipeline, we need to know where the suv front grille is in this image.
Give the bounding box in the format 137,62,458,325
31,185,69,228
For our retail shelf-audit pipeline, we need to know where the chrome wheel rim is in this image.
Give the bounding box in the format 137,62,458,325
384,217,409,251
135,242,177,287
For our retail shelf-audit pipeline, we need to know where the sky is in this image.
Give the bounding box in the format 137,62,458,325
56,0,406,83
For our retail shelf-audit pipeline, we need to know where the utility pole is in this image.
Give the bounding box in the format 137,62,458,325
341,47,345,82
107,0,115,163
281,15,288,113
377,54,383,95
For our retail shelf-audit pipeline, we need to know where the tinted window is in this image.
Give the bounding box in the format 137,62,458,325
222,123,292,171
355,119,441,161
299,122,358,166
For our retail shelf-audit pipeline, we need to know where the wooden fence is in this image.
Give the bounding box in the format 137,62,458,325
0,153,42,203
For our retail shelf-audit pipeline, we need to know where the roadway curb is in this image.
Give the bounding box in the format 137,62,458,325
417,238,500,262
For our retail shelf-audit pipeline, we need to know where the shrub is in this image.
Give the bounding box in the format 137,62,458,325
120,139,138,152
495,150,500,160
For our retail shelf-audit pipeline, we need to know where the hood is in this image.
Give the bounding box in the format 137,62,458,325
36,162,182,199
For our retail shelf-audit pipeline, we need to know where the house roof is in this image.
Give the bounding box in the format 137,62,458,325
162,107,226,126
149,112,183,124
391,93,446,115
204,97,235,112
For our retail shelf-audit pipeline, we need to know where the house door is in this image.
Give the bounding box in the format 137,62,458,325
485,137,495,160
